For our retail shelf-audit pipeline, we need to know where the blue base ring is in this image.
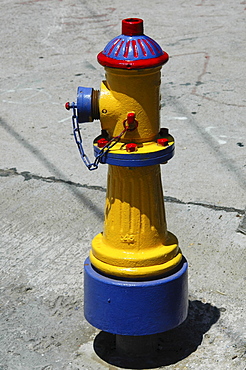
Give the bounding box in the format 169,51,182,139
84,257,188,335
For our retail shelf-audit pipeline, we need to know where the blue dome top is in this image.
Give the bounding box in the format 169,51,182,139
97,18,169,70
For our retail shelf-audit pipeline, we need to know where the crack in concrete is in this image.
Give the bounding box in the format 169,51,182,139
164,196,245,215
0,167,106,193
1,167,245,216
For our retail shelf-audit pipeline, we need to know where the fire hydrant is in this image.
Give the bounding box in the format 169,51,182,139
66,18,188,356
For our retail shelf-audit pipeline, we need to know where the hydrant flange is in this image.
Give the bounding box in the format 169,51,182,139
93,137,174,166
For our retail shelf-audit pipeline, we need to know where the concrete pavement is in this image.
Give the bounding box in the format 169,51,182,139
0,0,245,369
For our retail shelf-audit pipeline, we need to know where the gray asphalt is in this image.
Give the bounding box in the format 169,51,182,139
0,0,245,369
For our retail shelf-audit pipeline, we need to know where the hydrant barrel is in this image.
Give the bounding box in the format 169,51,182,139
90,165,182,278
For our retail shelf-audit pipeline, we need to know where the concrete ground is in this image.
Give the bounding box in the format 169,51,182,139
0,0,245,369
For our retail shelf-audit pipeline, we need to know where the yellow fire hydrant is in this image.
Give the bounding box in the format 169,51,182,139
66,17,188,349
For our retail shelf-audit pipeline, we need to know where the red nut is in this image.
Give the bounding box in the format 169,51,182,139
127,112,136,124
97,138,109,148
123,112,138,131
157,138,169,147
126,143,138,152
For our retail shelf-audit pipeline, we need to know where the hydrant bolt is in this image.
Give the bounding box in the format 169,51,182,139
123,113,138,132
157,138,169,147
127,112,136,124
126,143,138,152
97,138,109,148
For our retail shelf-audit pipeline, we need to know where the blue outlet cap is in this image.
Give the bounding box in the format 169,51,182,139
77,86,93,123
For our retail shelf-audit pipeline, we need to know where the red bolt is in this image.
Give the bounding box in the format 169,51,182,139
127,112,136,124
157,138,169,147
123,112,138,131
126,143,138,152
65,102,71,110
97,138,109,148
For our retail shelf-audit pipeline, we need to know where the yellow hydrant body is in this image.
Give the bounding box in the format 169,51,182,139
66,18,188,338
91,164,182,278
91,63,182,278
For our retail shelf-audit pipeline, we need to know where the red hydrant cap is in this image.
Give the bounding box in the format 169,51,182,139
122,18,143,36
97,18,169,70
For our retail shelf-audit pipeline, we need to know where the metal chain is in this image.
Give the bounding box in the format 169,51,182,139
72,104,127,171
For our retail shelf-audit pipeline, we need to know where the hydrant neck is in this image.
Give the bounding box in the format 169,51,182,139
99,66,162,143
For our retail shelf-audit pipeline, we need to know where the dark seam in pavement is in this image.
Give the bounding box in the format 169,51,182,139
0,167,106,193
165,196,245,215
1,167,244,215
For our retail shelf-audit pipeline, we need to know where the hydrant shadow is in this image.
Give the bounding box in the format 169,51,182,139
93,299,220,369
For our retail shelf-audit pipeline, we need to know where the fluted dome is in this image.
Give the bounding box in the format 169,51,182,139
97,18,169,69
